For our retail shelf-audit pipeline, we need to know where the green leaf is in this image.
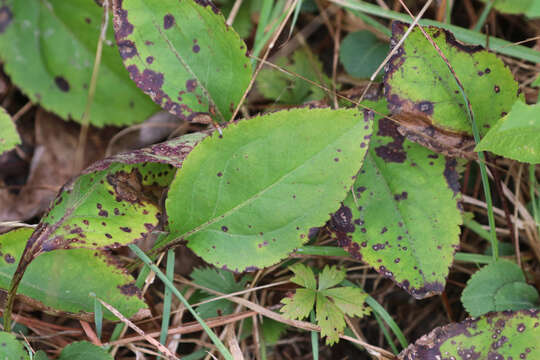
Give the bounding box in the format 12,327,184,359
34,351,50,360
339,31,388,79
163,108,373,271
112,0,251,122
191,267,251,319
475,101,540,164
400,310,540,359
479,0,540,18
281,264,370,345
335,98,462,299
57,341,112,360
281,288,316,320
0,0,159,126
317,265,345,291
257,48,331,105
315,293,345,345
0,228,147,320
461,259,539,317
289,263,316,289
0,107,20,156
321,287,370,318
384,22,519,140
494,282,540,311
0,332,29,359
533,74,540,88
260,318,288,345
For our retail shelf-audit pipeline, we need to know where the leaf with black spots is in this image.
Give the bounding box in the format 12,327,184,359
162,108,373,271
0,0,159,126
29,134,204,254
0,228,148,321
384,22,520,158
334,97,462,299
112,0,251,122
400,310,540,359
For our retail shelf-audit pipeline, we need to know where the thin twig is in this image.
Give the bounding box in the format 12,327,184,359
229,0,299,123
95,297,178,359
74,0,109,172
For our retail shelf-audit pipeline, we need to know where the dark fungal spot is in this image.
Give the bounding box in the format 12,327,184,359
334,157,339,162
494,85,500,93
55,76,70,92
4,254,15,264
85,17,91,24
416,101,434,114
394,191,408,201
192,44,200,53
374,118,407,163
217,172,223,177
163,14,175,29
193,0,220,14
146,56,154,64
381,227,387,234
98,210,108,217
444,158,460,196
0,6,13,33
83,220,89,225
118,283,141,297
330,204,355,233
112,1,133,39
186,79,197,92
120,226,132,233
221,226,228,232
485,68,491,73
105,233,112,238
117,39,137,59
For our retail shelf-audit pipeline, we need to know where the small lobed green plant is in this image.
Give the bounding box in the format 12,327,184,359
0,0,539,358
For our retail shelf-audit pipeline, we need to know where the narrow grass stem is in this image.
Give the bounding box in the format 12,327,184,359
473,0,494,32
160,249,175,346
128,244,233,360
328,0,540,63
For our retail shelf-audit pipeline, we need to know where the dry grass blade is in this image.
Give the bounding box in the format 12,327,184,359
176,276,396,359
95,297,179,359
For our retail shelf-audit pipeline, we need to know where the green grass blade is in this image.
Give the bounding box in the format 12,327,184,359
474,0,495,32
373,311,398,354
128,244,233,360
364,295,408,350
93,295,103,341
330,0,540,63
160,249,175,346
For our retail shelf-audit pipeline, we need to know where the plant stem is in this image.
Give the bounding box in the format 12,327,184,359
328,0,540,63
310,310,319,360
531,165,540,236
128,244,233,360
